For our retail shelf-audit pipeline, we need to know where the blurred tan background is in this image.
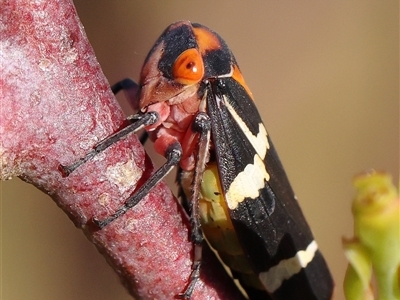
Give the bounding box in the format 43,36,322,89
1,1,398,299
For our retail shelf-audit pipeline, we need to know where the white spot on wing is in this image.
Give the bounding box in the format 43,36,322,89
224,97,269,159
259,240,319,293
226,154,270,209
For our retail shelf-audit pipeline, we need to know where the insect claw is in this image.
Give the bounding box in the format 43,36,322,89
58,164,73,177
92,217,109,229
179,261,201,299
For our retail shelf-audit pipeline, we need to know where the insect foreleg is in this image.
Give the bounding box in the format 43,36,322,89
112,78,149,145
111,78,140,111
60,78,154,176
59,111,158,176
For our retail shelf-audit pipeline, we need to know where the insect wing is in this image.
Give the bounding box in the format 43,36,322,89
206,77,333,299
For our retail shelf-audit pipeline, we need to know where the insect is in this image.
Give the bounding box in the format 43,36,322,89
60,21,334,299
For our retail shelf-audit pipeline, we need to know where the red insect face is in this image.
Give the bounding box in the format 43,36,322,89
137,21,237,109
137,21,252,170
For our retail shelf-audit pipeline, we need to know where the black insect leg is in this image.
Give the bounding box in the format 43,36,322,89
93,142,182,228
180,112,212,299
111,78,140,111
59,111,158,176
112,78,149,145
59,79,152,176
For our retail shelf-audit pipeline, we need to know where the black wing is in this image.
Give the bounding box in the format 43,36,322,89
206,78,333,299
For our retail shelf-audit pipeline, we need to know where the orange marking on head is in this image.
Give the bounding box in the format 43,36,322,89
193,27,221,55
232,65,254,100
172,48,204,85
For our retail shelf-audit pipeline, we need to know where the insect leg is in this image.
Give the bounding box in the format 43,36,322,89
93,142,182,229
59,111,158,176
180,112,212,299
112,78,149,145
111,78,140,110
60,79,153,176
